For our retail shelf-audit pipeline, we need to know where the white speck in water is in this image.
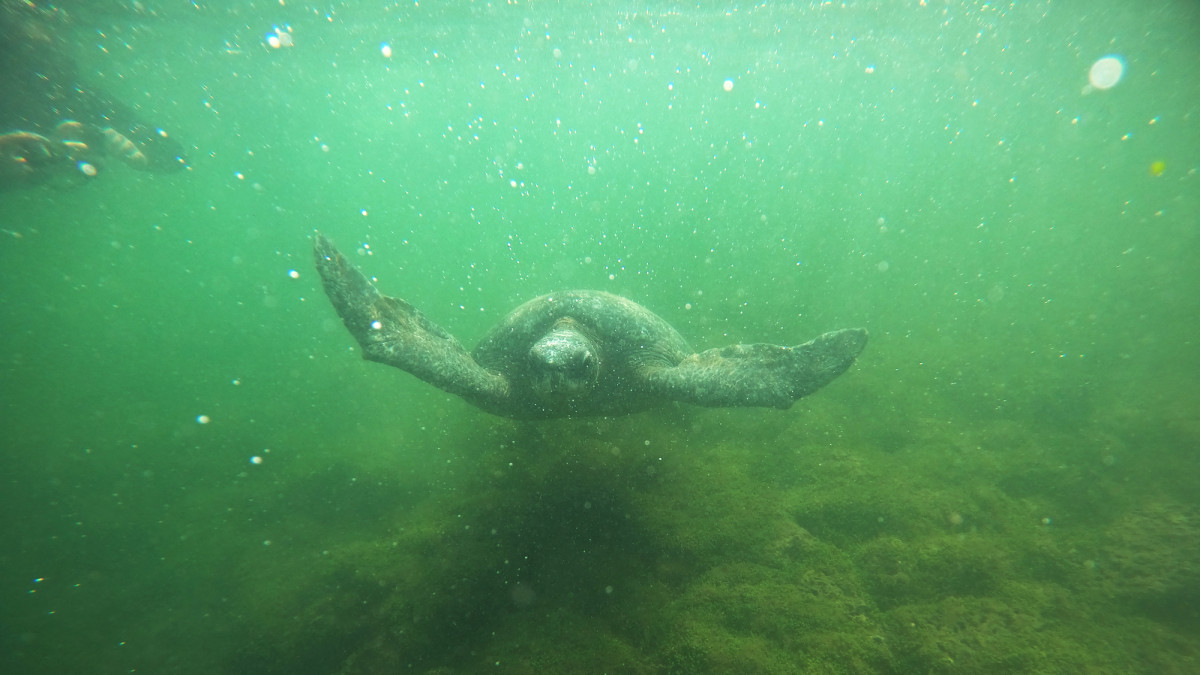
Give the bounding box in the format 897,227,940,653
1088,55,1124,90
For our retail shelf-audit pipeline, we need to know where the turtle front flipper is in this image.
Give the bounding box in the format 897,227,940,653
646,328,867,409
314,234,510,409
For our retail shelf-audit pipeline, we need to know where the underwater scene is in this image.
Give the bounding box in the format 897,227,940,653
1,0,1197,673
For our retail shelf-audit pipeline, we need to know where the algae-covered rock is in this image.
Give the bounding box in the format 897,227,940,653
204,382,1200,675
886,594,1059,672
855,534,1012,610
1101,502,1200,623
658,561,893,674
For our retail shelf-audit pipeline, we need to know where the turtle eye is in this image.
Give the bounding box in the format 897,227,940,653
576,352,600,384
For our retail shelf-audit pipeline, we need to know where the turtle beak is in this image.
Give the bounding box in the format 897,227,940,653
529,330,599,398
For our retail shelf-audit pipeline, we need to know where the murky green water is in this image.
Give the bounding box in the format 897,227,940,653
2,1,1197,673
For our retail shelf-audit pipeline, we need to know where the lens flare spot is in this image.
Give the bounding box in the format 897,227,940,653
1088,56,1124,90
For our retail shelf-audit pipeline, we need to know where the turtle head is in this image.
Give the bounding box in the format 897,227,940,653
528,320,600,400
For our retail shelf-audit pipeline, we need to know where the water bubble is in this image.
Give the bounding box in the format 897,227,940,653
1088,56,1124,90
381,43,392,58
266,26,293,49
196,414,211,424
723,78,734,92
287,269,300,279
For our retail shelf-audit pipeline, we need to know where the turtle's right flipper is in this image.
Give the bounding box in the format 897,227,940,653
313,234,510,404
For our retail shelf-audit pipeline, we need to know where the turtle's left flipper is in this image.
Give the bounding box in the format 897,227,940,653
313,234,510,405
646,328,867,409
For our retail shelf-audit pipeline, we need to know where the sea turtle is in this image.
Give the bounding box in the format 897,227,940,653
314,234,867,419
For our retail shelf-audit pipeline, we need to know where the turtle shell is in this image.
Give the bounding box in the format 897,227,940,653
472,290,692,417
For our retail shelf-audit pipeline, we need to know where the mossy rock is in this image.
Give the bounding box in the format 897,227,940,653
855,534,1012,609
656,561,893,673
1100,502,1200,624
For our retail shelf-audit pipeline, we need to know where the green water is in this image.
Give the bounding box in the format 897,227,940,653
2,1,1198,673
